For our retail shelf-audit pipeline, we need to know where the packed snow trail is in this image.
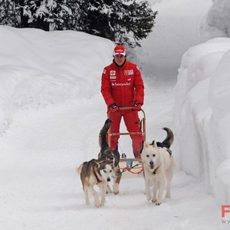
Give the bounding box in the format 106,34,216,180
0,79,228,230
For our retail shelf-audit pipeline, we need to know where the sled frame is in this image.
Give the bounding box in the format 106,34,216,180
107,107,146,174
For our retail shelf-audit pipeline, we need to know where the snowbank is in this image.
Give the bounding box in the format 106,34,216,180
0,26,113,134
174,37,230,203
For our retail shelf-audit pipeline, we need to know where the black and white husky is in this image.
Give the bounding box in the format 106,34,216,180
141,128,175,205
77,119,119,207
77,159,113,207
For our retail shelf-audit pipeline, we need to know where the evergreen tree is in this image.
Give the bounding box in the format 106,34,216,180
0,0,78,30
0,0,157,47
78,0,157,47
20,0,77,31
0,0,20,27
123,1,157,47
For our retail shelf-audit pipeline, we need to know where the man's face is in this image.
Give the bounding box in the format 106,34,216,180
114,54,126,66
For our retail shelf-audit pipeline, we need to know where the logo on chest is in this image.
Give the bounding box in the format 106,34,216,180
112,82,130,87
124,69,134,76
110,70,116,80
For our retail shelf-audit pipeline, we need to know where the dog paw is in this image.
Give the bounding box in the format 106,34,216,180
94,200,101,208
155,202,161,206
113,190,119,195
151,199,157,203
100,202,105,207
113,183,119,195
165,192,171,198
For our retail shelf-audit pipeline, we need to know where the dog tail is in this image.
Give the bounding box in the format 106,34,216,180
162,127,174,148
76,163,83,175
99,119,112,150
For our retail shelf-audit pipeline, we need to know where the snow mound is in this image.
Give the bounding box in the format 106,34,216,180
174,37,230,203
0,26,113,133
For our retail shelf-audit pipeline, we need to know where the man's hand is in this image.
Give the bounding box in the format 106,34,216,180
132,103,142,111
109,103,119,113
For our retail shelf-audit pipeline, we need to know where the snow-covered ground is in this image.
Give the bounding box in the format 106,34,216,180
0,25,229,230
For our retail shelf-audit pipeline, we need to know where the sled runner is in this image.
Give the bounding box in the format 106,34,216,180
108,107,146,174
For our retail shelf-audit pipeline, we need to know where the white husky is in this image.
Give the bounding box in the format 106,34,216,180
141,128,175,205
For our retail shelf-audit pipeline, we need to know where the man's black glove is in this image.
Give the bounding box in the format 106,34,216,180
109,103,119,113
132,102,142,111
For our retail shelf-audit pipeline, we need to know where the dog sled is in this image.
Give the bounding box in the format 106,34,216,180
107,107,146,175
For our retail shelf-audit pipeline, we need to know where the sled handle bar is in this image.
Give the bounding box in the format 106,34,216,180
107,107,146,147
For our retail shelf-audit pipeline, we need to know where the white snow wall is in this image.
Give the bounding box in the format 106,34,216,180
173,37,230,203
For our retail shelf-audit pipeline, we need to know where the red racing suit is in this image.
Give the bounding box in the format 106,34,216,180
101,60,144,158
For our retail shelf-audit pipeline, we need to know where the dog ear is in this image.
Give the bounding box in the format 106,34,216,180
98,161,106,170
151,140,158,148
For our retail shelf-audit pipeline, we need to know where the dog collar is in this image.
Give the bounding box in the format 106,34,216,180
152,165,160,175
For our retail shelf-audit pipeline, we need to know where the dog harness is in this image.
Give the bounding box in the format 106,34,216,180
92,161,103,184
93,169,103,184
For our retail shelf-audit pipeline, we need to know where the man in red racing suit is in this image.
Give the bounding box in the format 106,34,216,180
101,45,144,159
